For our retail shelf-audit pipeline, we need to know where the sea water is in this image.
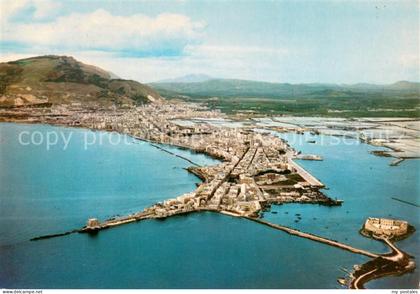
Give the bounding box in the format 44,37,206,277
0,123,418,288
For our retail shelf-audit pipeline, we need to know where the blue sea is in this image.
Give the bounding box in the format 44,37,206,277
0,123,418,288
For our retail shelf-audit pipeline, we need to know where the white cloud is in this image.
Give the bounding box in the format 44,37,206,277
0,0,420,83
1,8,205,55
0,0,29,22
32,0,62,19
0,0,60,22
400,53,419,69
186,45,288,58
58,44,290,83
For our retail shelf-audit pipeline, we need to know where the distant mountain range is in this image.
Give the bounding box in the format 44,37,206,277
1,56,418,117
0,55,161,108
150,78,420,117
155,74,213,84
150,78,420,99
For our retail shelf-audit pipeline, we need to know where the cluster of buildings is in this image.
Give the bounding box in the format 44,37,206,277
362,217,409,239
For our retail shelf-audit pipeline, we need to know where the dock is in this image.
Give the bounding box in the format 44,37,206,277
243,216,379,258
391,197,420,208
288,158,325,187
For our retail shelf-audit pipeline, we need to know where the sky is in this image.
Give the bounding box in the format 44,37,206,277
0,0,418,84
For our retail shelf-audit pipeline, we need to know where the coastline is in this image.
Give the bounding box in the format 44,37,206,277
0,103,417,288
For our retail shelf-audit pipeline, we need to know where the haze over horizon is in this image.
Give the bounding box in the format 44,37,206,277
0,0,418,84
151,73,419,85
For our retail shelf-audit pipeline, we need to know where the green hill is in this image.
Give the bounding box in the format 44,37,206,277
0,55,161,108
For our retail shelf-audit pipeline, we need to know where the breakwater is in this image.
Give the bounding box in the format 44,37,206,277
243,216,379,258
32,207,380,261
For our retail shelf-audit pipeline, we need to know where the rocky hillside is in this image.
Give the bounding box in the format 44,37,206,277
0,55,161,108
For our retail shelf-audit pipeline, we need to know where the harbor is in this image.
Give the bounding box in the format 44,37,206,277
31,205,415,290
1,100,418,288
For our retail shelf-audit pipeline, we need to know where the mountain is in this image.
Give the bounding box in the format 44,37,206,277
151,79,306,98
155,74,213,84
150,78,420,99
387,81,420,91
0,55,161,108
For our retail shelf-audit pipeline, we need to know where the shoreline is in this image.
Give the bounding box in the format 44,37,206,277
3,112,419,160
0,105,417,288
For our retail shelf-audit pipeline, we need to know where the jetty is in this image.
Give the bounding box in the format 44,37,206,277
244,217,378,258
29,198,414,289
390,158,404,166
287,158,325,187
31,207,416,290
350,237,415,289
391,197,420,208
